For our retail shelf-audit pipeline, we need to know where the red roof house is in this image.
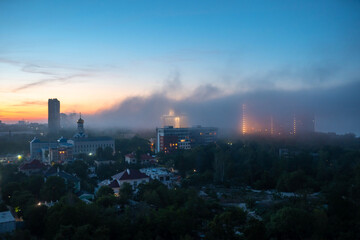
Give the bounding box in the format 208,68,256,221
98,169,150,194
19,159,47,175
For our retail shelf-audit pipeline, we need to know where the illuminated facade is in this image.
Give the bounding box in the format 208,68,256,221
242,104,247,135
30,137,73,164
49,146,73,163
238,104,315,136
156,127,189,153
156,126,218,153
190,126,218,146
161,110,188,128
292,114,315,135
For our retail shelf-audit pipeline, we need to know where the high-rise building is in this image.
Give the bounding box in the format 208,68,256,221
293,113,315,135
242,104,247,135
161,110,188,128
48,98,60,134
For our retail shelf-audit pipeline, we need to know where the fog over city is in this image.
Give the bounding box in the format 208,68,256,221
86,73,360,135
2,1,360,239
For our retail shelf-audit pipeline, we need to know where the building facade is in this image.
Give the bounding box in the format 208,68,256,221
189,125,218,146
30,116,115,162
125,153,156,164
156,127,190,153
69,115,115,155
48,98,60,134
98,169,150,193
69,137,115,155
156,126,218,153
161,110,188,128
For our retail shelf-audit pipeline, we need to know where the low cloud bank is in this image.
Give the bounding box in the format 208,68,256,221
87,81,360,135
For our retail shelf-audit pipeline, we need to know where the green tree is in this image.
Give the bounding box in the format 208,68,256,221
2,182,21,204
269,206,314,239
206,207,247,240
24,205,48,236
41,176,66,201
66,160,88,180
96,186,114,198
25,175,44,197
10,190,36,217
119,182,133,203
96,195,117,208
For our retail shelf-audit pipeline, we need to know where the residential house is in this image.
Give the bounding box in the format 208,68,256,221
44,167,81,192
98,169,149,194
18,159,47,175
125,153,156,165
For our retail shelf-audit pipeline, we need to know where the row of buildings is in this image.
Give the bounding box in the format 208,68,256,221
241,104,315,136
18,159,81,192
30,116,115,163
98,167,179,194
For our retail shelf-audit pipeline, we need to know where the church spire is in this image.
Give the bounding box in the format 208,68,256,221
74,113,86,138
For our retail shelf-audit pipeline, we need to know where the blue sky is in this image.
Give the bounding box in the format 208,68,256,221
0,0,360,133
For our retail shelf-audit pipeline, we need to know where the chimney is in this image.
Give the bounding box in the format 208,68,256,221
126,169,130,175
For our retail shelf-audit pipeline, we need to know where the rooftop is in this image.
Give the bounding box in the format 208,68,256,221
125,153,155,160
112,169,149,181
44,167,80,182
19,159,46,170
72,136,113,142
0,211,15,223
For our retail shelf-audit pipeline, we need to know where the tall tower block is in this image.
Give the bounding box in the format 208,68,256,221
48,98,60,134
242,104,247,135
293,114,297,135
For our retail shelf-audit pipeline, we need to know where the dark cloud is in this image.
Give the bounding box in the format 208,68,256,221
88,80,360,135
189,84,223,101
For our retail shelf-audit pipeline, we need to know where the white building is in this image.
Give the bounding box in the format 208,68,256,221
98,169,150,194
30,116,115,160
68,115,115,155
140,167,173,187
68,137,115,155
125,153,156,165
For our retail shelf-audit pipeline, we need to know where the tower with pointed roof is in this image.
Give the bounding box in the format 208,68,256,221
73,113,87,138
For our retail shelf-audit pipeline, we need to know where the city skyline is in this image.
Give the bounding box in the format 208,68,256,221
1,0,360,134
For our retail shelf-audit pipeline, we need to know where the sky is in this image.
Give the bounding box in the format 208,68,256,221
1,0,360,134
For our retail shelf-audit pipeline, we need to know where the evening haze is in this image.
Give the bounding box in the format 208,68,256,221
1,0,360,134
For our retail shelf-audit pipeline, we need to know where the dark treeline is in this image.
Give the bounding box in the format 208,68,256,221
157,134,360,239
0,135,34,155
0,134,359,239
